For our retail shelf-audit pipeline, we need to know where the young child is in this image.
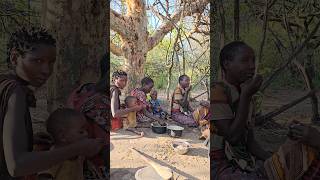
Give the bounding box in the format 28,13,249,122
122,96,144,136
149,90,168,119
38,108,104,180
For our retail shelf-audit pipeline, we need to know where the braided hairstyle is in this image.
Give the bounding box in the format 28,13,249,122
6,27,56,68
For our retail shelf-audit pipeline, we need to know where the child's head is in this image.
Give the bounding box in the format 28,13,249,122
141,77,154,93
112,70,127,89
125,96,138,108
178,75,190,89
150,90,157,100
220,41,255,85
46,108,87,145
7,27,56,87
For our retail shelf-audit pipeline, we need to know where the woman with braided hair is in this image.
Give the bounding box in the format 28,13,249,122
110,70,145,130
0,27,105,179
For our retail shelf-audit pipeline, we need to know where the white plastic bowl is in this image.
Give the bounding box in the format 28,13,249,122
171,140,191,155
135,166,164,180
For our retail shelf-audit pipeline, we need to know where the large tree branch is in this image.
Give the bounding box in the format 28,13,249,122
147,0,209,51
110,9,132,40
266,17,303,29
110,42,123,57
148,4,166,22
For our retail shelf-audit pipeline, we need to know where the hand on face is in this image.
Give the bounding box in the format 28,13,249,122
240,74,263,97
186,85,192,92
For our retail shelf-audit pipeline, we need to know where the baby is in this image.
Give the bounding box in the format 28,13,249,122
149,90,168,119
122,96,144,136
38,108,104,180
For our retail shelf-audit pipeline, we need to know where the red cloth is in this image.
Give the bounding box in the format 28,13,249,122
111,117,122,131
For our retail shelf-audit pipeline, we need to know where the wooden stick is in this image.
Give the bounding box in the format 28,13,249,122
191,91,208,100
125,128,144,137
256,89,319,125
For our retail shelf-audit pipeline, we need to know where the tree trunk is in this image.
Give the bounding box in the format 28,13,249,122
42,0,107,112
305,48,319,122
218,0,226,50
166,56,174,101
234,0,240,40
117,0,148,94
202,79,210,101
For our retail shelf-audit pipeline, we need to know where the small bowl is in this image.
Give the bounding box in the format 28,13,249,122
151,122,167,134
167,125,184,137
171,141,191,155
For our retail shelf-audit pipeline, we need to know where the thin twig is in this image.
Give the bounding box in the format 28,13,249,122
256,0,269,74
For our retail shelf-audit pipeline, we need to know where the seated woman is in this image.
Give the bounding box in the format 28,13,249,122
131,77,162,124
211,41,320,180
110,70,144,130
171,75,199,127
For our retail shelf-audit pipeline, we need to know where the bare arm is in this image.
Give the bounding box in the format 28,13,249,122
3,87,102,177
111,90,137,118
214,94,252,145
215,76,263,145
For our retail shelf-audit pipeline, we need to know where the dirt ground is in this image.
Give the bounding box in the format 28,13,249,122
110,127,209,180
110,90,210,180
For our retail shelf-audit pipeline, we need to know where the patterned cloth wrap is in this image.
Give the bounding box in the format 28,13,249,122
67,83,110,179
